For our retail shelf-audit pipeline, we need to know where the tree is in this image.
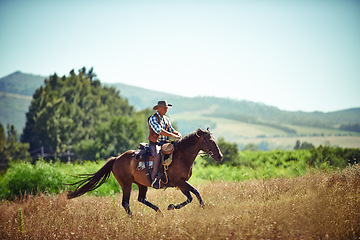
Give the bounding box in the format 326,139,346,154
0,124,5,151
243,143,259,151
21,68,144,161
0,123,31,169
7,124,18,146
294,140,315,150
219,137,239,165
300,142,315,149
75,116,144,160
202,137,239,166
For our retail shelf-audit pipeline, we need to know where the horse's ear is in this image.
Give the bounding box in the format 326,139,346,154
207,127,210,131
196,128,201,138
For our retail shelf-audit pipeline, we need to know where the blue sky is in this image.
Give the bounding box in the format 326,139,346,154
1,0,359,112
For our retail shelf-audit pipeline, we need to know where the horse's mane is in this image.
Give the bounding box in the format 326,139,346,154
180,129,198,141
177,128,207,148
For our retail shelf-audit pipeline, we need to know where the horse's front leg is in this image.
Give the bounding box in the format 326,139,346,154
168,181,204,210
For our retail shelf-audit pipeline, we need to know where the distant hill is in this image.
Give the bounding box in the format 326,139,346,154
0,71,45,96
0,72,46,131
108,82,360,149
1,71,359,150
108,82,360,128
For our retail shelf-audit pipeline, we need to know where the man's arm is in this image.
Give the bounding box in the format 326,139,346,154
160,129,182,140
172,130,182,139
163,116,182,139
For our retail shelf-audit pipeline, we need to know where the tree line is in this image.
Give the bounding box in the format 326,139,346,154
1,68,155,168
340,123,360,132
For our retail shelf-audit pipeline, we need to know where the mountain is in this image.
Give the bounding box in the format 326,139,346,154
107,82,360,149
1,72,359,150
108,82,360,127
0,71,46,96
0,72,46,131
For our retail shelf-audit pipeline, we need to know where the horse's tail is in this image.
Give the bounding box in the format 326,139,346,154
66,156,117,199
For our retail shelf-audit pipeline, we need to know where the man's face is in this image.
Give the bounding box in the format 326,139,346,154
158,106,168,116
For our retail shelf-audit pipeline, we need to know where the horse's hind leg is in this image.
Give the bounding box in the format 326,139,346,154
168,181,204,210
121,184,132,218
137,184,162,215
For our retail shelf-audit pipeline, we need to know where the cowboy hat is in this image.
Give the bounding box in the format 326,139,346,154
153,100,173,110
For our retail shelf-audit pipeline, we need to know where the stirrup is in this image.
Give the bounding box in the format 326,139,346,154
151,178,160,189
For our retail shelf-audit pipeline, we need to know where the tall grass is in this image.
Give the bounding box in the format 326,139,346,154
1,165,359,239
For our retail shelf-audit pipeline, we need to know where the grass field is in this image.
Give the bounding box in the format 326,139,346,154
1,165,359,240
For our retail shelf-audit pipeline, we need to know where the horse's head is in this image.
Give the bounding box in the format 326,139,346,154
197,128,223,162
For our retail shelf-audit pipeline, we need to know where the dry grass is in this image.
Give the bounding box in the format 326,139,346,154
1,167,359,240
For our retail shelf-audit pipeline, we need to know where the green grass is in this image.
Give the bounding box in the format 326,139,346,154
2,146,359,200
0,160,123,200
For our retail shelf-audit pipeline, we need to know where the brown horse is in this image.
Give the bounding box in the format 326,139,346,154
67,128,223,217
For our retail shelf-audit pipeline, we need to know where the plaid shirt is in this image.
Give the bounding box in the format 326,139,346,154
148,112,174,142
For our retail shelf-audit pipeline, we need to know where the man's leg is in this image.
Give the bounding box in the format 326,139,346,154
149,142,160,189
151,153,160,180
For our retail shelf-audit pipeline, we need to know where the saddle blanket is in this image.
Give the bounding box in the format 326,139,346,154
137,161,153,171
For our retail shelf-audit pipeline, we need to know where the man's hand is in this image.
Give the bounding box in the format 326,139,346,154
160,130,182,140
173,131,182,140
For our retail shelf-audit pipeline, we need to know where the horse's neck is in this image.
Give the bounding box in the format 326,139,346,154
177,136,201,165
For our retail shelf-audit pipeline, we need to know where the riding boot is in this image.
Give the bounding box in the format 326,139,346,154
151,154,161,180
151,177,160,189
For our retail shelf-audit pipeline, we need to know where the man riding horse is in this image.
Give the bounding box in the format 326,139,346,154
67,101,223,217
148,100,182,189
67,126,223,217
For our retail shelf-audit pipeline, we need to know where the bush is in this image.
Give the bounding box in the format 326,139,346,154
202,137,239,166
305,146,360,169
0,160,123,200
0,160,63,199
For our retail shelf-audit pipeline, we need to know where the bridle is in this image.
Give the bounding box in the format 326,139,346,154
201,130,217,158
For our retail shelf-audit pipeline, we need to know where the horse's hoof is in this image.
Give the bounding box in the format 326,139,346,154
167,204,175,210
157,209,164,217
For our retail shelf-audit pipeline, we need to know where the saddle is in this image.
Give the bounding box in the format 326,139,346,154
134,143,151,162
134,142,175,186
